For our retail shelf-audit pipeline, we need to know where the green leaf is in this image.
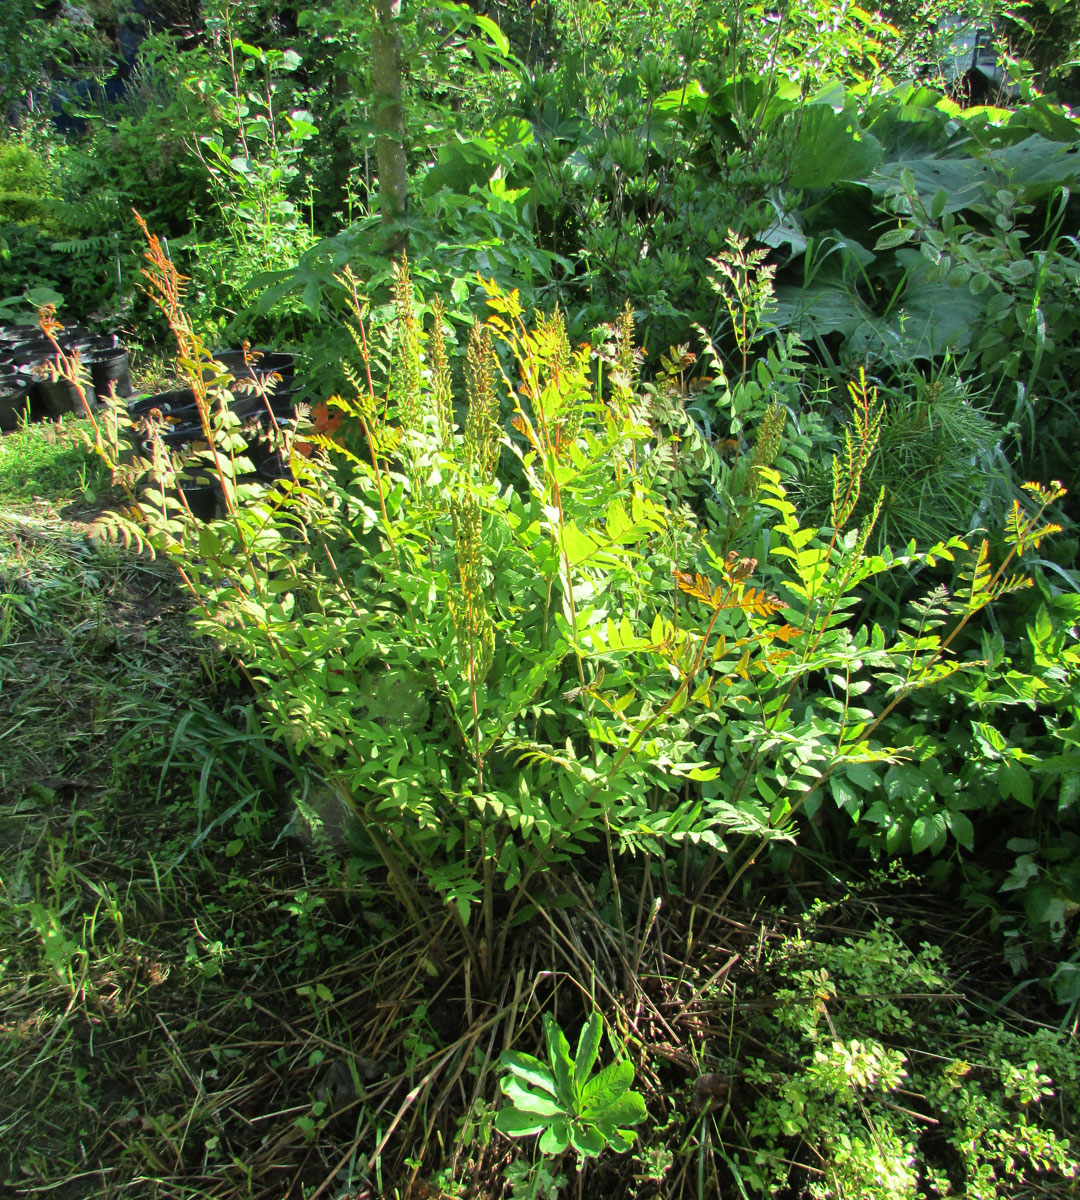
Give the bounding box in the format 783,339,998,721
500,1051,558,1096
569,1122,607,1157
560,521,600,567
947,810,975,852
998,759,1034,808
493,1107,548,1138
595,1123,637,1152
501,1077,564,1117
845,762,880,790
910,813,942,855
785,104,883,188
583,1090,647,1127
538,1116,570,1155
579,1058,634,1117
573,1014,603,1096
470,11,509,55
544,1013,575,1103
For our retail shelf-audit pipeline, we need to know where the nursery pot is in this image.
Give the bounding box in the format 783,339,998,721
256,454,292,484
243,416,297,468
0,381,33,432
0,324,39,349
230,388,299,421
12,338,54,365
87,348,132,399
81,334,120,354
57,325,92,347
140,422,207,455
127,388,197,419
177,468,220,521
204,349,296,388
35,374,98,418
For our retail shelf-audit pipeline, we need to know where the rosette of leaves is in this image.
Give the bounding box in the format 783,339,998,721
495,1012,646,1158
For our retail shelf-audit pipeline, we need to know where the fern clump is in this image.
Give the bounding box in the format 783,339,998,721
84,221,1065,992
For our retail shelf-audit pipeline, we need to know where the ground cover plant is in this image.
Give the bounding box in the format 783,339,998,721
1,0,1079,1197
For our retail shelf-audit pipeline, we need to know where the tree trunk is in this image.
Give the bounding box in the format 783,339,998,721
371,0,408,247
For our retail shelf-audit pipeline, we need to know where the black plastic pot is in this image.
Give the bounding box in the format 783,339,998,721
0,323,39,349
127,388,197,419
12,338,54,365
140,423,207,455
80,334,120,354
256,454,292,484
177,468,221,521
57,325,92,347
87,348,132,399
0,381,33,432
204,349,296,387
230,388,300,421
36,374,98,418
243,417,297,468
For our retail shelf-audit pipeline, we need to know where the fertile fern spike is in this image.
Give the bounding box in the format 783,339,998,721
429,296,454,449
390,255,424,437
464,320,500,483
830,371,883,531
747,401,787,498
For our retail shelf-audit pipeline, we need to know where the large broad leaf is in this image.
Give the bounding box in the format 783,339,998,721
499,1050,558,1096
871,135,1080,213
493,1108,549,1137
1004,99,1080,145
501,1077,564,1117
573,1013,603,1094
773,278,885,343
865,87,957,159
870,276,987,360
869,153,995,211
774,249,988,362
543,1013,575,1103
786,105,883,189
991,136,1080,201
578,1058,635,1119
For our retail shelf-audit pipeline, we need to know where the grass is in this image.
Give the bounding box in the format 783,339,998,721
1,419,1077,1200
0,414,111,506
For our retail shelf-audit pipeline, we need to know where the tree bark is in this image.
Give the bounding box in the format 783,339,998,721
371,0,408,247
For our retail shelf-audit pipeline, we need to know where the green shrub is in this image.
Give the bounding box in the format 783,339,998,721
738,918,1079,1199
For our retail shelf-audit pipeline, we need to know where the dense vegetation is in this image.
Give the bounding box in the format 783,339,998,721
2,2,1079,1197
